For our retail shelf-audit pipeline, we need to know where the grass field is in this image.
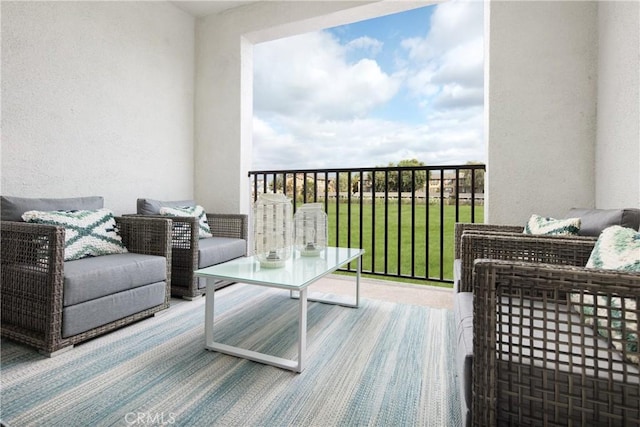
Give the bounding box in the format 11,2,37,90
323,200,484,285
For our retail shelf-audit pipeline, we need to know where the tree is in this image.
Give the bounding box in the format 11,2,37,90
366,159,428,192
397,159,428,192
461,161,485,193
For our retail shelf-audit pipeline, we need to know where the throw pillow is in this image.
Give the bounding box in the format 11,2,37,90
22,209,128,261
570,292,638,365
586,226,640,272
159,205,213,239
570,226,640,365
523,214,580,236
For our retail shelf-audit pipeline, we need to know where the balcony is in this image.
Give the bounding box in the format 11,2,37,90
1,1,638,426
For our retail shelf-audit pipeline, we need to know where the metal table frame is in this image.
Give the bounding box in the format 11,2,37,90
195,247,363,373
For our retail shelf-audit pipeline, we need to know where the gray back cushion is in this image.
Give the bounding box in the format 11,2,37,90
566,208,640,236
1,196,104,222
137,198,196,215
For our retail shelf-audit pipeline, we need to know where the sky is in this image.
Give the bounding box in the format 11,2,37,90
252,0,484,171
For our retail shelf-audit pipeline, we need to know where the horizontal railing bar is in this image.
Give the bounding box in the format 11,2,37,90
249,164,485,176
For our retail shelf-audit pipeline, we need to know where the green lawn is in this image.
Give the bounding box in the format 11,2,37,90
323,200,484,285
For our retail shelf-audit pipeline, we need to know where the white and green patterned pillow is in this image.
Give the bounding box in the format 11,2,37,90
524,214,581,236
586,226,640,271
22,209,128,261
570,226,640,364
570,293,638,364
159,205,213,239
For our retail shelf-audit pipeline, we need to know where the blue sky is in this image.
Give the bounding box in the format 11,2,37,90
252,1,484,170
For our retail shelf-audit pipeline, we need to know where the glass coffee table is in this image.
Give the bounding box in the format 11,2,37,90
194,246,363,373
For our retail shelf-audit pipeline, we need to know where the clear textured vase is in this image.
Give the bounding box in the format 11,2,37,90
253,193,293,268
294,203,328,257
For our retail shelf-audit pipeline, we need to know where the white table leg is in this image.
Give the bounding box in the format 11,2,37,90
297,287,308,373
204,278,216,347
356,255,361,307
205,283,307,373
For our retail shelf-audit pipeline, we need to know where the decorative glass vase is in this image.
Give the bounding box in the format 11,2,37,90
294,203,328,257
253,193,293,268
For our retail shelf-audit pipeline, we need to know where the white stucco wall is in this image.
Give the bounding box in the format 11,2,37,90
485,1,598,224
595,1,640,209
1,2,194,215
195,1,429,215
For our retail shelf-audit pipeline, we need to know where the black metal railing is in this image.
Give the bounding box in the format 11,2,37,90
248,164,485,284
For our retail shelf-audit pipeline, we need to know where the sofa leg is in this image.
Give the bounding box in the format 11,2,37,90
39,345,74,358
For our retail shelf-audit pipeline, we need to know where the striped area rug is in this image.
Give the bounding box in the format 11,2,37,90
1,284,461,427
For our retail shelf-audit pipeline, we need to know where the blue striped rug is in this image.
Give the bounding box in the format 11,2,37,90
1,284,460,426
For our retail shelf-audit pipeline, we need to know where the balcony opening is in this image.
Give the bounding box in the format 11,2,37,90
250,1,485,287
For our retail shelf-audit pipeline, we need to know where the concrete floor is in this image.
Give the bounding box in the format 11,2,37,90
309,274,453,310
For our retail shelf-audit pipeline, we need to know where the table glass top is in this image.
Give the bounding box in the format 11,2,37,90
194,247,363,290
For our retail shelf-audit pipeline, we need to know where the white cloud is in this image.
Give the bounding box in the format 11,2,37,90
402,0,484,111
254,31,400,121
402,0,483,61
252,109,484,170
346,36,383,56
252,1,485,170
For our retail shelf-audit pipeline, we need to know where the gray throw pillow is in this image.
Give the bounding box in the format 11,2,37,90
566,208,640,236
136,198,196,215
1,196,104,222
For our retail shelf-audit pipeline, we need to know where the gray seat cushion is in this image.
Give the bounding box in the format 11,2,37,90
63,281,166,337
1,196,104,221
63,253,167,306
454,291,474,427
566,208,640,236
197,237,246,269
136,198,195,215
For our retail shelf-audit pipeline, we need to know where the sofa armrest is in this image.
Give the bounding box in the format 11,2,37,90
123,214,198,250
115,216,172,258
1,221,66,353
472,260,640,426
454,223,523,259
207,213,249,241
458,233,596,293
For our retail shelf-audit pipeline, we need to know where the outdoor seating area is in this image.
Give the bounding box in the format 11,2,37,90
0,195,252,355
0,196,173,356
453,209,640,425
1,0,639,425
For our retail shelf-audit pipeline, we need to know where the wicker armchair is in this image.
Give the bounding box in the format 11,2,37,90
453,230,598,426
1,216,172,355
165,213,248,299
472,259,640,425
133,199,249,299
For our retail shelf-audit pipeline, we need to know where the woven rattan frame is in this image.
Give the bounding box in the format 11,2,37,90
472,260,640,426
0,216,172,355
458,232,597,293
454,223,524,259
130,213,248,299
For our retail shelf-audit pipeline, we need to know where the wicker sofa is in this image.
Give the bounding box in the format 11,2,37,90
1,196,172,356
453,208,640,426
134,198,248,300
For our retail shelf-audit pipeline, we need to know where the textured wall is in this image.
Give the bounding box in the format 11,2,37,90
595,1,640,209
485,1,598,224
1,2,194,215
